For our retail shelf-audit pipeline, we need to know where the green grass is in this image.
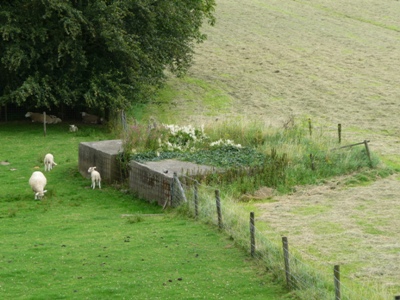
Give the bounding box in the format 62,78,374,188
0,122,293,300
128,75,233,124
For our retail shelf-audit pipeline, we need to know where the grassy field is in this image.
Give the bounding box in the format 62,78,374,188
2,0,400,297
0,122,294,299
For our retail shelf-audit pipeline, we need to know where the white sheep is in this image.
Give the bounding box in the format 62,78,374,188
47,115,62,124
25,112,46,123
69,124,78,132
88,166,101,189
81,112,103,124
25,112,61,124
44,153,57,171
29,171,47,200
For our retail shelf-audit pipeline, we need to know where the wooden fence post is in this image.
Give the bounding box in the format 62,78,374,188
215,190,223,229
308,118,312,136
338,124,341,144
282,236,292,290
334,265,341,300
250,212,255,257
194,182,199,218
363,140,372,166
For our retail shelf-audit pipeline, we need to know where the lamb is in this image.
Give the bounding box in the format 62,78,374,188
81,112,103,124
88,166,101,189
29,171,47,200
69,124,78,132
44,153,57,171
25,112,46,123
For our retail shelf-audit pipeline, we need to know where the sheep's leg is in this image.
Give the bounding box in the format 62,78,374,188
99,181,101,189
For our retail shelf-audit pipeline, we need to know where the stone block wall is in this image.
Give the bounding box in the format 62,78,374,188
128,159,215,207
129,160,173,207
78,140,124,184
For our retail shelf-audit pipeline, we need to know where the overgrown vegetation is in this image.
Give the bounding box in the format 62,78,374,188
121,118,389,197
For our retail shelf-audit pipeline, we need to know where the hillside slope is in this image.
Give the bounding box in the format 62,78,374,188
173,0,400,295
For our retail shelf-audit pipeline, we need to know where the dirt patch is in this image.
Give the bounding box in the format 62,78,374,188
179,0,400,293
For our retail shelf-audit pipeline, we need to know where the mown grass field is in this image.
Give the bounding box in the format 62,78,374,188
0,122,294,299
134,0,400,296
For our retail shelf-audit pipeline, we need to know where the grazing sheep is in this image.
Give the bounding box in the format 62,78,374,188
88,166,101,189
29,171,47,200
69,124,78,132
25,112,46,123
81,112,103,124
44,153,57,171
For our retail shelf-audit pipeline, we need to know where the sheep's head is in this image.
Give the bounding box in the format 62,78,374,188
25,112,32,117
88,166,96,173
35,190,47,200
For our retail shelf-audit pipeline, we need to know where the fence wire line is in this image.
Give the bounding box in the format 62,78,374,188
173,174,391,300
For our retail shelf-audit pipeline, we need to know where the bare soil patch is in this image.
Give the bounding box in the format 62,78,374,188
181,0,400,293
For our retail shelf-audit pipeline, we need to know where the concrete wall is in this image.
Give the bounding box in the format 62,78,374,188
129,160,172,207
78,140,215,207
128,159,215,207
78,140,124,184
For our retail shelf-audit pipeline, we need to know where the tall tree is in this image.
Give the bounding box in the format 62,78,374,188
0,0,216,110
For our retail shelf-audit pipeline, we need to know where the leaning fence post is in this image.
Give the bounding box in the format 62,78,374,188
250,212,255,257
174,172,187,205
282,236,292,290
334,265,341,300
215,190,223,229
338,124,342,144
194,182,199,218
363,140,372,167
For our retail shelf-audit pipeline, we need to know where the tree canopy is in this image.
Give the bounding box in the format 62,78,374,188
0,0,216,111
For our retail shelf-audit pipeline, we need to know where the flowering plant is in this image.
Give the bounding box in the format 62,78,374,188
159,124,207,152
209,138,242,149
123,122,243,157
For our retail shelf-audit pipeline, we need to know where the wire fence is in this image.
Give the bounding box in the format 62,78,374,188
170,173,393,300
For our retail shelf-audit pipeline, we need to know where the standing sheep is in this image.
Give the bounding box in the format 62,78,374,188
29,171,47,200
88,166,101,189
25,112,61,124
25,112,46,123
44,153,57,171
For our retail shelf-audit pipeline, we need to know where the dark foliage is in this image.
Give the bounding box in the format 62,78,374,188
0,0,216,111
